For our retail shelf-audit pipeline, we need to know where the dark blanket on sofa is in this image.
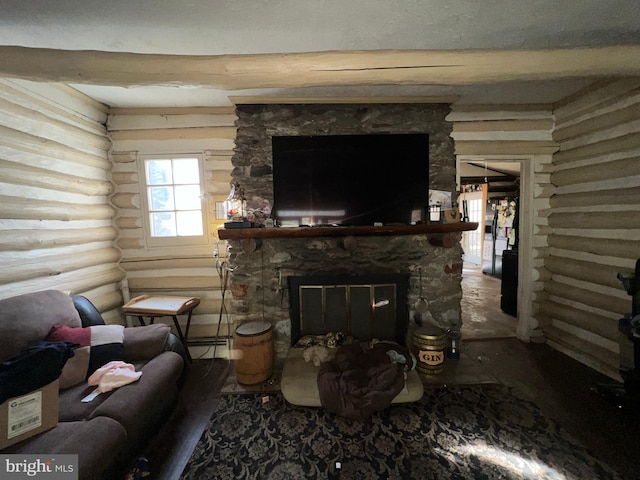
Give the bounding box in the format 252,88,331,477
317,342,411,421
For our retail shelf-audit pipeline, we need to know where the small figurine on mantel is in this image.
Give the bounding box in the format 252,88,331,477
442,201,462,224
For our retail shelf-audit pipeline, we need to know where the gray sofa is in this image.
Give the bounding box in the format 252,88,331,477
0,290,186,479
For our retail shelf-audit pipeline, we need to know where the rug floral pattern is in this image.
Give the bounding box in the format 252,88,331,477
181,385,621,480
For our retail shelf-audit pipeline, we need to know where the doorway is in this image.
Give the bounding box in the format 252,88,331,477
458,161,521,339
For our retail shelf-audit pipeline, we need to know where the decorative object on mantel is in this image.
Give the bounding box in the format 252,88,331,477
442,208,462,223
224,182,251,228
246,198,273,227
462,199,470,222
428,203,442,223
428,189,454,224
428,189,453,224
428,189,452,208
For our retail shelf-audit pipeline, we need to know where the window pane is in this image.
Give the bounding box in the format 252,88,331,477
172,158,200,184
146,160,172,185
150,212,176,237
149,186,175,211
177,211,204,236
174,185,201,210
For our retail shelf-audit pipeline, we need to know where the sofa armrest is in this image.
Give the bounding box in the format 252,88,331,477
72,295,106,327
123,324,170,361
165,331,188,362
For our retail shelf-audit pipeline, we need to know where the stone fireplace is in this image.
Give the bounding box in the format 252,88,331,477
225,103,463,360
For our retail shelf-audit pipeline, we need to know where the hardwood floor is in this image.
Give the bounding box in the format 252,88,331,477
135,269,640,480
461,262,517,340
465,339,640,480
143,359,231,480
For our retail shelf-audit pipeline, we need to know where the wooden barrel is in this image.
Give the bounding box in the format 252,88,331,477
233,321,274,385
412,326,446,375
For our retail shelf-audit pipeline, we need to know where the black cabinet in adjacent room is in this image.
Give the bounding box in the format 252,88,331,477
501,249,518,317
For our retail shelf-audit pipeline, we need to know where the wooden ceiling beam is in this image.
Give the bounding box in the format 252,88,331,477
0,45,639,90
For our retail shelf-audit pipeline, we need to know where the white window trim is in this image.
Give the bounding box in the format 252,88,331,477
138,153,211,248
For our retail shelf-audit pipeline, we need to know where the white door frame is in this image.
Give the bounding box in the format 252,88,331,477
457,155,536,342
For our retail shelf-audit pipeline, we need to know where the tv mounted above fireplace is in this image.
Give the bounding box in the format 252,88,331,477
272,133,429,226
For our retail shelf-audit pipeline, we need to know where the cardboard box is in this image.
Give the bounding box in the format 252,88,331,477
0,380,58,449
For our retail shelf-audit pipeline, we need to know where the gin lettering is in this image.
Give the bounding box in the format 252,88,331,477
419,350,444,365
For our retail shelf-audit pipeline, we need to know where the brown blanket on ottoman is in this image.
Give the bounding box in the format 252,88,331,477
317,342,412,421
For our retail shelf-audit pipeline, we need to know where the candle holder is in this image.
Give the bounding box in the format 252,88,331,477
462,199,470,222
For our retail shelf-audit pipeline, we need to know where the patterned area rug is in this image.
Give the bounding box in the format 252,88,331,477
181,385,621,480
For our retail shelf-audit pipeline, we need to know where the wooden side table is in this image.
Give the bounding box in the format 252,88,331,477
122,295,200,362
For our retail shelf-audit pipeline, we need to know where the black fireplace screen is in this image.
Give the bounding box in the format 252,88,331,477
288,274,409,346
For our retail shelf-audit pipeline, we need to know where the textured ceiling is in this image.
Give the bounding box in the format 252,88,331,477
1,0,639,107
3,0,639,54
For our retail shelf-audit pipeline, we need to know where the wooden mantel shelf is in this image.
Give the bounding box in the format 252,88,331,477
218,222,479,240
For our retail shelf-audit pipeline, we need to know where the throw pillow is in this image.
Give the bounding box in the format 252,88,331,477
46,324,125,389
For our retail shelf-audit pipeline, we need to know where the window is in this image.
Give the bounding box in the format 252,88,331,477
141,155,209,247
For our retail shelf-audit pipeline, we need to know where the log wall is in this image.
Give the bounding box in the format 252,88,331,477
108,108,236,355
0,79,125,323
543,79,640,378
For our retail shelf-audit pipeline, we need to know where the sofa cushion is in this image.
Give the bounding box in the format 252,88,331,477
46,324,125,388
3,416,127,480
58,352,182,439
0,290,82,362
89,352,183,428
123,324,171,361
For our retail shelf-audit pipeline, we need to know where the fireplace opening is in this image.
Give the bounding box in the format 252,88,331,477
288,274,409,346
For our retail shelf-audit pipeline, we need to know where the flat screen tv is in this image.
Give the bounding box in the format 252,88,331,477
272,133,429,226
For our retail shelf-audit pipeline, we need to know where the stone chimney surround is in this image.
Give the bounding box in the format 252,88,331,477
225,103,464,360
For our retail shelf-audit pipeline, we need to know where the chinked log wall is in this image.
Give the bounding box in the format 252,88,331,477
108,108,236,344
541,79,640,379
0,79,125,323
